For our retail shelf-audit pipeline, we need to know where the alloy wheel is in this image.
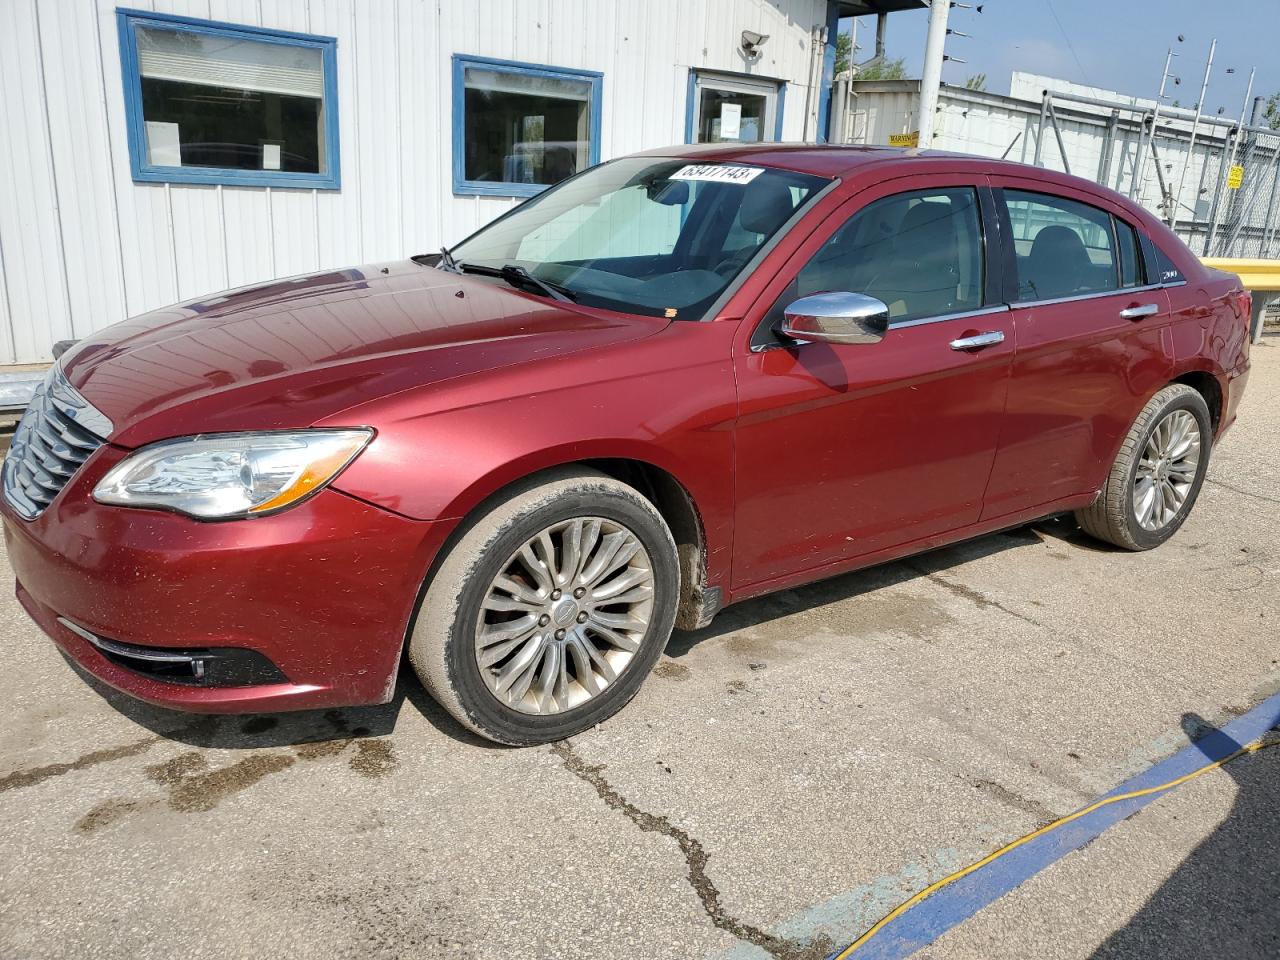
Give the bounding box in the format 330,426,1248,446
1133,409,1201,531
475,517,655,714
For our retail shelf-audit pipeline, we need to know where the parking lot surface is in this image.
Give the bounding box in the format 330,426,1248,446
3,340,1278,960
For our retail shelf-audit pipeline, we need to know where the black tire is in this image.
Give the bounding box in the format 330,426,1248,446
408,467,679,745
1074,384,1211,551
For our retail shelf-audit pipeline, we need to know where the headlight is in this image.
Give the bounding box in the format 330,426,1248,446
92,429,372,519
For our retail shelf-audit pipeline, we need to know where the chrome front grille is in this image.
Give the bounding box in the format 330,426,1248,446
3,367,113,520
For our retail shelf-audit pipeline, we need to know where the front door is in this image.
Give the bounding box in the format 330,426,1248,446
731,177,1013,590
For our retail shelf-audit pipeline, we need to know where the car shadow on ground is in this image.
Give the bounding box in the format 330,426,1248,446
68,514,1112,750
1090,711,1280,960
667,513,1113,653
64,655,503,750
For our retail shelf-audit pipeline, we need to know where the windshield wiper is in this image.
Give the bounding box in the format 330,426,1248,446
437,245,462,274
457,262,576,303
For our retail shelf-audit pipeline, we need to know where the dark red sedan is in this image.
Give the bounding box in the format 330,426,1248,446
2,146,1251,744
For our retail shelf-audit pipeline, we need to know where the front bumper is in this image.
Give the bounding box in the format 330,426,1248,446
3,444,449,713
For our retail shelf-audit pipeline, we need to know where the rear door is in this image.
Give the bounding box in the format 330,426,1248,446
980,180,1172,521
730,175,1014,590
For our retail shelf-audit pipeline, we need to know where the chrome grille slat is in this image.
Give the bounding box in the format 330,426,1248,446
3,367,112,520
32,423,72,455
32,452,74,478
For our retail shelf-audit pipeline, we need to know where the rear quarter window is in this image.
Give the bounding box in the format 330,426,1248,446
1150,243,1185,284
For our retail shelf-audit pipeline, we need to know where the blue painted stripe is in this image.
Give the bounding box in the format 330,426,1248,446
837,690,1280,959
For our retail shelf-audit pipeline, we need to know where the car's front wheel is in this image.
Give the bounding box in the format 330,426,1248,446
408,467,679,745
1075,383,1211,551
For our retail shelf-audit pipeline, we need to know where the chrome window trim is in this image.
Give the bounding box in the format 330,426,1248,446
752,304,1010,351
1009,282,1172,310
750,277,1189,352
889,304,1010,330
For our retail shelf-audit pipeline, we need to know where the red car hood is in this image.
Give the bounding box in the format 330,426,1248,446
61,261,667,448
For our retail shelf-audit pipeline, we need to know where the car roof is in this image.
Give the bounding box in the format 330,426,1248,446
633,142,1110,198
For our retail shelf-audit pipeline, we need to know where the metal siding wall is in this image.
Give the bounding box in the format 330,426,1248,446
849,84,1244,246
0,0,72,363
0,0,828,362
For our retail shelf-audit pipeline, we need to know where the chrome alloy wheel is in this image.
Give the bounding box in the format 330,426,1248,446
475,517,655,715
1134,409,1201,531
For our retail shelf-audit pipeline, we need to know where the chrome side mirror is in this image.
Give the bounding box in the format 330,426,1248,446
781,292,890,345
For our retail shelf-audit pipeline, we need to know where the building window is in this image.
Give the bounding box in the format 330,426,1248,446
687,71,784,144
453,55,602,197
116,9,340,189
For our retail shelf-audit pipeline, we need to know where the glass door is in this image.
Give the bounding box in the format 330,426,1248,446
690,72,780,144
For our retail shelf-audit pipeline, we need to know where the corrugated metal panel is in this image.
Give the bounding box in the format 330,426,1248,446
0,0,71,363
848,80,1248,248
1,0,832,362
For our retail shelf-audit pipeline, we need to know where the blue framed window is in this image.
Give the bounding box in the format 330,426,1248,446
116,9,340,190
685,70,785,144
453,55,602,198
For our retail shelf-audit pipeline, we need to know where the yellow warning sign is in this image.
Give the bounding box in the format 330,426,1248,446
1227,165,1244,190
888,132,920,148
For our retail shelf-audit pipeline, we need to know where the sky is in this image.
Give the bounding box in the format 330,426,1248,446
850,0,1280,121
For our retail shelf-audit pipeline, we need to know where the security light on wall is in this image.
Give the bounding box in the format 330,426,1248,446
740,31,769,58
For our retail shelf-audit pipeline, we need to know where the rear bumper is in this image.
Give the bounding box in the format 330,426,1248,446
1221,360,1250,439
3,447,450,713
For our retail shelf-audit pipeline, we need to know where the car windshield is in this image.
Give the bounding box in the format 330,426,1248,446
447,157,830,319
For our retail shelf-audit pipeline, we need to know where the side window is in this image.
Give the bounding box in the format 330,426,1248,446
1004,190,1118,301
1115,218,1143,288
775,186,985,326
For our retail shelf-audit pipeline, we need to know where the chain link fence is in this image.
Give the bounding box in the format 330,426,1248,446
1204,130,1280,259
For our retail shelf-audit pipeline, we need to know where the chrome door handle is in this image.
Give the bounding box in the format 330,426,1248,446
1120,303,1159,320
949,330,1005,351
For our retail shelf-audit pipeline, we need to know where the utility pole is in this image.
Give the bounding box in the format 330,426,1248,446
1130,48,1174,200
916,0,951,147
1170,38,1215,234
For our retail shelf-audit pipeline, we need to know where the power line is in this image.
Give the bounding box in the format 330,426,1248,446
1046,0,1092,87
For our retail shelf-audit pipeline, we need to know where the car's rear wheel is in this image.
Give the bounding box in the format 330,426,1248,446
1075,384,1211,551
408,467,678,745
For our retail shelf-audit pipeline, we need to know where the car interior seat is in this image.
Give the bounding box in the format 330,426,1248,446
1023,224,1093,301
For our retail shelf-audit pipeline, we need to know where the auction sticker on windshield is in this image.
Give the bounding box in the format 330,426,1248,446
670,163,764,184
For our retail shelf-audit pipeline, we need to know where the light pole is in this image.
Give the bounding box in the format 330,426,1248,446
1130,47,1176,201
1170,38,1215,234
1204,67,1254,255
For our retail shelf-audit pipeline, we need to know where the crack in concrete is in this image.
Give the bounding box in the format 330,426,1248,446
1206,476,1280,505
905,562,1048,629
551,741,831,960
970,778,1060,825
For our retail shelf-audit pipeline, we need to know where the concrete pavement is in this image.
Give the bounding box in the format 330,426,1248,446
2,338,1278,960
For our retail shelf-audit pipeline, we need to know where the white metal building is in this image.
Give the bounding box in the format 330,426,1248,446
0,0,929,366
